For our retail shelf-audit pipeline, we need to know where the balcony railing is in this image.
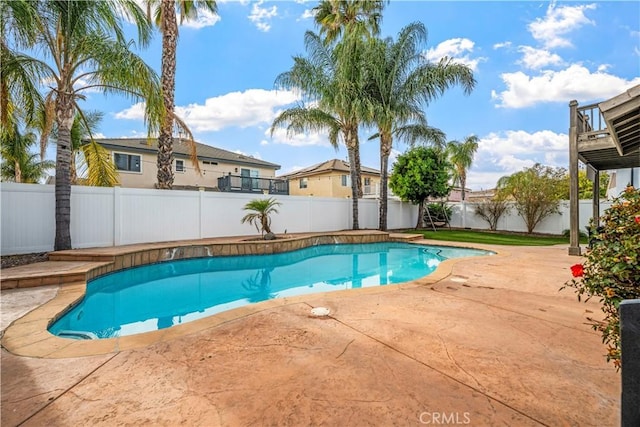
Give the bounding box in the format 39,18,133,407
217,175,289,195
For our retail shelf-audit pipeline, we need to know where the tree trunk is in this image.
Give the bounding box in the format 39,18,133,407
378,132,392,231
354,134,363,198
14,160,22,183
460,174,466,201
346,131,359,230
157,0,178,189
54,93,75,250
415,199,425,229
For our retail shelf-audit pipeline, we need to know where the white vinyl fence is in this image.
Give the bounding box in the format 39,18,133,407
1,183,418,255
446,200,612,234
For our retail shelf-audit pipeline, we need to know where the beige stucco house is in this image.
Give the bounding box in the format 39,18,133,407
93,138,284,193
279,159,381,198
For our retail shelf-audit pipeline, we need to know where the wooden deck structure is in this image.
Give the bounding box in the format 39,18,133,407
568,84,640,255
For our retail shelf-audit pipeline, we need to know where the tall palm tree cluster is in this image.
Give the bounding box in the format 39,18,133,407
2,0,478,250
2,0,214,250
271,0,477,230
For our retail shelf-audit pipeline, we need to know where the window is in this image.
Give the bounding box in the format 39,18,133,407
363,177,371,186
114,153,141,172
299,178,308,189
175,159,185,172
341,174,351,187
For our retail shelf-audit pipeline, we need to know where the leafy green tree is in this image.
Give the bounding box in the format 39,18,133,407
313,0,386,44
1,125,54,183
11,1,163,250
557,169,609,200
145,0,216,189
363,22,474,230
389,146,451,229
446,135,479,202
241,198,281,237
497,163,565,233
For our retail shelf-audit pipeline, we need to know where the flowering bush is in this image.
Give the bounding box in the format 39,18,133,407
562,186,640,369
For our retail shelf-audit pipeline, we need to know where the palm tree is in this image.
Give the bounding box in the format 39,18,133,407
312,0,387,202
11,0,163,250
1,124,54,183
241,197,281,237
313,0,385,44
0,0,41,134
363,22,476,230
146,0,217,189
48,111,119,187
272,31,364,228
446,135,479,202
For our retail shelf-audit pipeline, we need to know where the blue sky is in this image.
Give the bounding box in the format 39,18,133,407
72,0,639,190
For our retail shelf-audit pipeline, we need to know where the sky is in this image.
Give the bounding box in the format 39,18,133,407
64,0,639,190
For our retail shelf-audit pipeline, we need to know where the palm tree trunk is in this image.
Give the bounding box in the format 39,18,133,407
157,0,177,189
354,134,363,198
14,160,22,183
461,174,466,201
54,94,75,250
346,131,359,229
378,132,392,231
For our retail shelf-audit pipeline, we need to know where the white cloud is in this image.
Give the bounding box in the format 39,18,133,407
424,38,484,71
493,41,512,50
465,129,569,189
491,64,640,108
299,9,316,20
517,46,563,70
115,89,300,132
260,139,269,146
528,2,596,49
269,127,332,147
248,1,277,32
180,10,220,29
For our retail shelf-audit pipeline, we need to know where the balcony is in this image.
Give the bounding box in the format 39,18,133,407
217,175,289,195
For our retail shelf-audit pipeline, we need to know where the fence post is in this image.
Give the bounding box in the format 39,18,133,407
113,186,121,246
199,187,205,239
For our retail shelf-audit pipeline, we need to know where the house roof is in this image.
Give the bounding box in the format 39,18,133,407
89,138,280,170
279,159,380,179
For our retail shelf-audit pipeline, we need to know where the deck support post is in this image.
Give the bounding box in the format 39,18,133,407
569,100,581,256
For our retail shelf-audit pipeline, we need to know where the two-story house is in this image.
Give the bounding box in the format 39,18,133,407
92,138,287,194
279,159,381,198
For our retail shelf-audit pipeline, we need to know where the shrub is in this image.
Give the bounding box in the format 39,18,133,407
561,186,640,370
474,198,510,231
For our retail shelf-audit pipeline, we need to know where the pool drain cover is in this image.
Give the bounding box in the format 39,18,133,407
310,307,331,317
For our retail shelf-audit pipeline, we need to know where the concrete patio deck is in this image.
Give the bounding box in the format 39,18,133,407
1,239,619,426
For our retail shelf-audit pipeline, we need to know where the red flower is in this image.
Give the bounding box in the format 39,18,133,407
570,264,584,278
635,215,640,224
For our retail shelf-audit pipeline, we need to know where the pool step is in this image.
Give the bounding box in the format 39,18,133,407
388,233,423,242
1,261,113,290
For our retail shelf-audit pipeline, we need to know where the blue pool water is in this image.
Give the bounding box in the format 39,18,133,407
49,242,492,339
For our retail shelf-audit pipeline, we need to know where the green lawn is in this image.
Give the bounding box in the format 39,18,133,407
406,229,586,246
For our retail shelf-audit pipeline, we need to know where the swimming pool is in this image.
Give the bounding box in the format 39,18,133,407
49,242,492,339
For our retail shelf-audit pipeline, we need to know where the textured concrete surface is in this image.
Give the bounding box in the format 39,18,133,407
1,242,620,426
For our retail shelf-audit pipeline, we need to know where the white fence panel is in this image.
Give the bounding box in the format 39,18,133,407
387,200,418,230
358,199,379,229
449,200,614,234
71,185,114,248
1,183,55,254
118,188,200,245
201,192,266,237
